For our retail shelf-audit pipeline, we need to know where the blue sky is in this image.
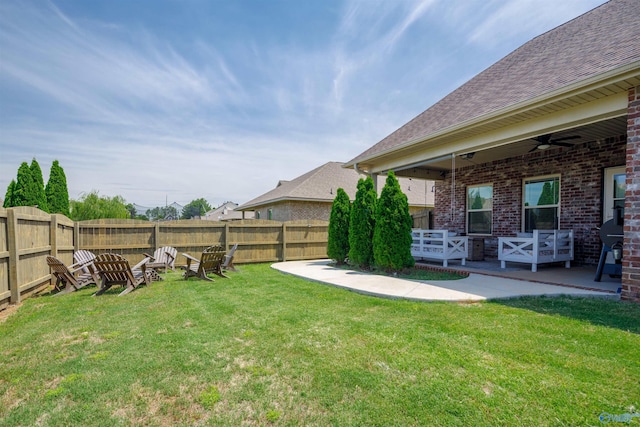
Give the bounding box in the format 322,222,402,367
0,0,605,209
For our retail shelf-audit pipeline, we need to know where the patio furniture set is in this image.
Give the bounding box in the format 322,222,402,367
411,229,575,272
46,244,238,297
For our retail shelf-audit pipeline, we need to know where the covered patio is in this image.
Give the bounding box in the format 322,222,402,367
346,0,640,301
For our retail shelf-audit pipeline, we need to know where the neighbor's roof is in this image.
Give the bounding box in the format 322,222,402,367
347,0,640,167
237,162,433,210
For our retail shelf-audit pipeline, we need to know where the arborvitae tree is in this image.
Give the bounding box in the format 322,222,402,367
12,162,38,207
29,158,49,212
45,160,70,216
348,176,377,269
327,188,351,265
373,171,415,272
3,180,16,208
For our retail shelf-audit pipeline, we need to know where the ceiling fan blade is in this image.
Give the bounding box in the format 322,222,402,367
551,135,580,142
550,142,574,147
533,134,552,143
529,146,539,153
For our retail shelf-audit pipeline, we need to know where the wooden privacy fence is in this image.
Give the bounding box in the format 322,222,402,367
1,207,75,310
0,206,328,310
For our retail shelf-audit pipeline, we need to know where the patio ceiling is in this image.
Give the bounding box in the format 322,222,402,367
390,115,629,180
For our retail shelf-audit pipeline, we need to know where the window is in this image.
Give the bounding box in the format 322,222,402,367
268,209,273,220
523,175,559,232
604,166,625,223
467,184,492,234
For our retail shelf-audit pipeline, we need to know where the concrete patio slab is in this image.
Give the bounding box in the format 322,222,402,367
272,259,617,302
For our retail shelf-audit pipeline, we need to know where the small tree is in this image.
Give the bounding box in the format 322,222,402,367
147,206,179,221
70,191,129,220
30,158,49,212
348,176,377,269
12,162,38,208
373,171,414,272
327,188,351,265
3,180,16,208
181,198,212,219
45,160,70,216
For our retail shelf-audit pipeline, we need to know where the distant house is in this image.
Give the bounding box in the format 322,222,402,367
237,162,434,223
203,201,253,221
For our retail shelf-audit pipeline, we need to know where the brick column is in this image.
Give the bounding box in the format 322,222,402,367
622,86,640,302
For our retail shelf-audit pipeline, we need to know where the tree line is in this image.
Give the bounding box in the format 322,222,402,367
327,171,414,273
2,159,213,221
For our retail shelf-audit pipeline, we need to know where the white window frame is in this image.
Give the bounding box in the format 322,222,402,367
522,174,560,232
603,166,625,223
466,183,493,235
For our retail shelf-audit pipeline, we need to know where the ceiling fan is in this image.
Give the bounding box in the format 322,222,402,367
529,133,580,152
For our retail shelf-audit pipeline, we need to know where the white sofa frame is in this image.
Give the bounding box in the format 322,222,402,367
411,229,468,267
498,229,574,272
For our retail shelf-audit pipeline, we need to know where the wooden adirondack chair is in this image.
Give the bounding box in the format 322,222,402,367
221,243,238,272
72,249,97,275
143,246,177,272
182,245,228,281
93,253,150,296
47,255,100,295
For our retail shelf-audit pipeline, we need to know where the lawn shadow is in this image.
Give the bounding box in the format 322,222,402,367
493,295,640,334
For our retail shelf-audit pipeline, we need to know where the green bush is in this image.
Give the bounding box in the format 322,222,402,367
327,188,351,265
348,176,377,269
373,171,414,272
3,180,16,208
29,159,49,212
12,162,39,208
45,160,70,216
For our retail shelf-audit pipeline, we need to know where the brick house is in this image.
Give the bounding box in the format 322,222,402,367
345,0,640,301
237,161,434,222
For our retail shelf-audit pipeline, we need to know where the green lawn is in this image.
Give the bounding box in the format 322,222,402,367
1,264,638,426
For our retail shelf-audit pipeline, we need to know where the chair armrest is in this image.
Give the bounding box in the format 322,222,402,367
143,252,156,261
133,257,150,271
182,253,199,263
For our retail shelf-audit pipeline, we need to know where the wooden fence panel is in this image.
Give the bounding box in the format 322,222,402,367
52,214,75,265
11,207,52,303
283,220,328,261
0,208,9,310
159,220,225,262
227,220,284,263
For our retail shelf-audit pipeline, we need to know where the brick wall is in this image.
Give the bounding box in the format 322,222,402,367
434,135,627,265
255,202,426,223
623,86,640,302
255,201,333,222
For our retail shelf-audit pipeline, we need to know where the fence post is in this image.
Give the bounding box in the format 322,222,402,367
224,222,230,251
154,222,160,251
74,220,80,251
7,208,20,304
50,214,58,257
282,222,287,262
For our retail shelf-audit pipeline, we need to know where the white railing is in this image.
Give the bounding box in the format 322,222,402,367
498,229,574,272
411,229,468,267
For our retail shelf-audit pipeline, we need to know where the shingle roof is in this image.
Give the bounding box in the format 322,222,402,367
348,0,640,165
237,162,433,210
